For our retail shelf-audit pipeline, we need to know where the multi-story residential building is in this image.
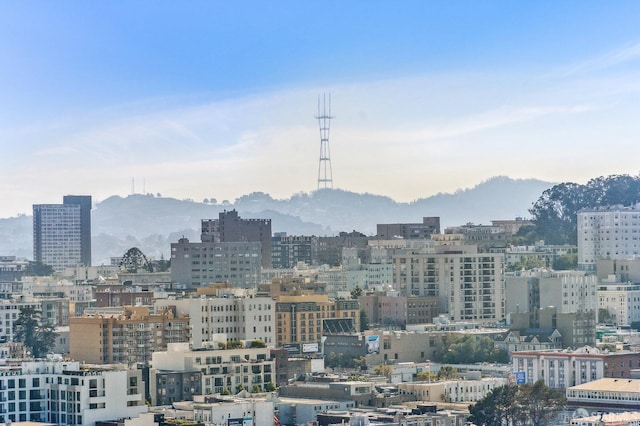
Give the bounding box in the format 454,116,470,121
317,231,369,267
376,217,441,240
170,238,262,289
192,394,275,426
598,282,640,326
511,346,640,390
444,223,509,248
201,210,272,269
505,270,598,316
271,233,317,268
397,377,508,403
151,341,275,396
393,245,506,323
0,359,145,425
33,195,92,271
275,293,360,347
504,243,577,269
69,306,190,366
510,306,596,349
578,204,640,271
154,286,275,348
359,292,407,327
406,295,440,325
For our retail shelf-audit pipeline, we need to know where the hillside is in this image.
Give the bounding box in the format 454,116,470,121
0,176,553,264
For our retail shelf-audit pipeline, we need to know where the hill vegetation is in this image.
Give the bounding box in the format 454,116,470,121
523,174,640,245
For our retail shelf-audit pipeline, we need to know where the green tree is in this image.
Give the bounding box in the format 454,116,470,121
264,381,276,392
350,285,363,300
359,310,369,332
416,371,437,381
250,385,261,393
235,384,245,393
24,261,54,276
436,365,459,380
469,381,565,426
552,253,578,270
13,307,57,358
374,364,392,378
119,247,152,273
469,385,520,426
529,174,640,245
249,339,266,348
521,380,567,426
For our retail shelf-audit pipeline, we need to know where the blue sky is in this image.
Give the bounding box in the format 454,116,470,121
2,2,640,217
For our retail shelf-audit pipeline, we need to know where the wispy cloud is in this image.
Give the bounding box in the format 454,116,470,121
555,41,640,77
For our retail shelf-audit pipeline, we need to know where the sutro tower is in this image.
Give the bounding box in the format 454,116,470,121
315,94,334,190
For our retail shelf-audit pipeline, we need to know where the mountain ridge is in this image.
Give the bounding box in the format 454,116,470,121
0,176,554,264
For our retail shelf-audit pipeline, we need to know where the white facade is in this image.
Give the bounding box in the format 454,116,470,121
398,377,508,403
578,205,640,271
152,342,275,395
598,283,640,326
155,291,275,348
192,395,275,426
512,347,605,389
0,360,145,425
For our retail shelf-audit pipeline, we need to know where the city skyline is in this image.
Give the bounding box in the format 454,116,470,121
3,2,640,217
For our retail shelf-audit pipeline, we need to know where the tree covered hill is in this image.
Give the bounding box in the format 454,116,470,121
526,174,640,245
0,176,552,264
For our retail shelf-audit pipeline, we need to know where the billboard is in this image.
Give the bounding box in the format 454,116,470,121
514,371,526,385
228,418,253,426
366,335,380,354
282,343,300,355
302,342,319,353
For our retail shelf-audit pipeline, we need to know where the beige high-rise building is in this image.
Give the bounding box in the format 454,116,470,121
393,245,505,323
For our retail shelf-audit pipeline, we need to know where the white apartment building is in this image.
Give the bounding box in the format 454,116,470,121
0,359,145,425
512,348,603,389
598,282,640,326
192,394,275,426
151,342,275,396
393,245,506,323
398,377,508,403
154,289,275,348
578,205,640,271
505,270,598,316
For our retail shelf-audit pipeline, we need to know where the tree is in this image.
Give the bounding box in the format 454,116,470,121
416,371,437,381
468,381,565,426
13,307,57,358
374,364,392,379
359,310,369,332
529,174,640,245
250,385,261,393
264,381,276,392
119,247,152,273
24,261,53,277
350,286,363,300
436,365,459,380
469,385,520,426
521,380,567,426
249,339,266,348
552,253,578,270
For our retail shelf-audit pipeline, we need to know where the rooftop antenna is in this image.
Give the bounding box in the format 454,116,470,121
315,94,334,190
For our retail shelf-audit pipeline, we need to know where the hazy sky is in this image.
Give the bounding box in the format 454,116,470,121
2,2,640,218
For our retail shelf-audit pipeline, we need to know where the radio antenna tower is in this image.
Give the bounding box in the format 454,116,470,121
315,94,334,190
